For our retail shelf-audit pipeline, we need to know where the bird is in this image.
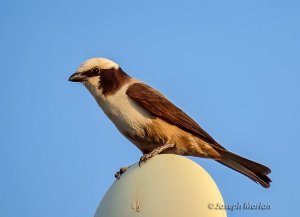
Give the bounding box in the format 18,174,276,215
69,57,271,188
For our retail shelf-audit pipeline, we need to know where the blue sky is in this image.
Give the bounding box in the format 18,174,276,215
1,0,299,216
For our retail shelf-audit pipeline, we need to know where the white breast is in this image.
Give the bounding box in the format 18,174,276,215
85,81,153,136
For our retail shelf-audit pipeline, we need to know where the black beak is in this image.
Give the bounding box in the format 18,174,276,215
68,72,86,82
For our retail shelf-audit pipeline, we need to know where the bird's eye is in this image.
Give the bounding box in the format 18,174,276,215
92,67,100,74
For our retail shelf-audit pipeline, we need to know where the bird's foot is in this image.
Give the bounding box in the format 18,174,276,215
115,167,128,179
139,143,175,167
139,153,156,167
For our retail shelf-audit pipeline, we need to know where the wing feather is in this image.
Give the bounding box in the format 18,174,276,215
126,83,225,149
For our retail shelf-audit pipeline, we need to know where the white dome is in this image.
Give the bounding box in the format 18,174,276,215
95,154,226,217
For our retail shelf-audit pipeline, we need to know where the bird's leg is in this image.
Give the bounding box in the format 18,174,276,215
115,167,129,179
139,143,175,167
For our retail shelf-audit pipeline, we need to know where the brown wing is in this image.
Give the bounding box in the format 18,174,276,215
126,82,225,149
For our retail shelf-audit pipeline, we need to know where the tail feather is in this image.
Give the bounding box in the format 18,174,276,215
216,149,272,188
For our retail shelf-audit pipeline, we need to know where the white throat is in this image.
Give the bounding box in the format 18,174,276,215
83,79,153,136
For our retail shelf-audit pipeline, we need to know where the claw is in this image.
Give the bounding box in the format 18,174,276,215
139,155,146,167
139,153,155,167
115,167,128,179
139,157,143,167
138,144,175,168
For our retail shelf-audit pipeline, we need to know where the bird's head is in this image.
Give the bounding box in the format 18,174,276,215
69,58,120,82
69,58,131,96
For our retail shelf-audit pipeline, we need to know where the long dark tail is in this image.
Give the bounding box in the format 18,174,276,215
216,148,272,188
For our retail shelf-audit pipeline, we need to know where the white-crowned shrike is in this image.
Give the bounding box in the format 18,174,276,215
69,58,271,188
